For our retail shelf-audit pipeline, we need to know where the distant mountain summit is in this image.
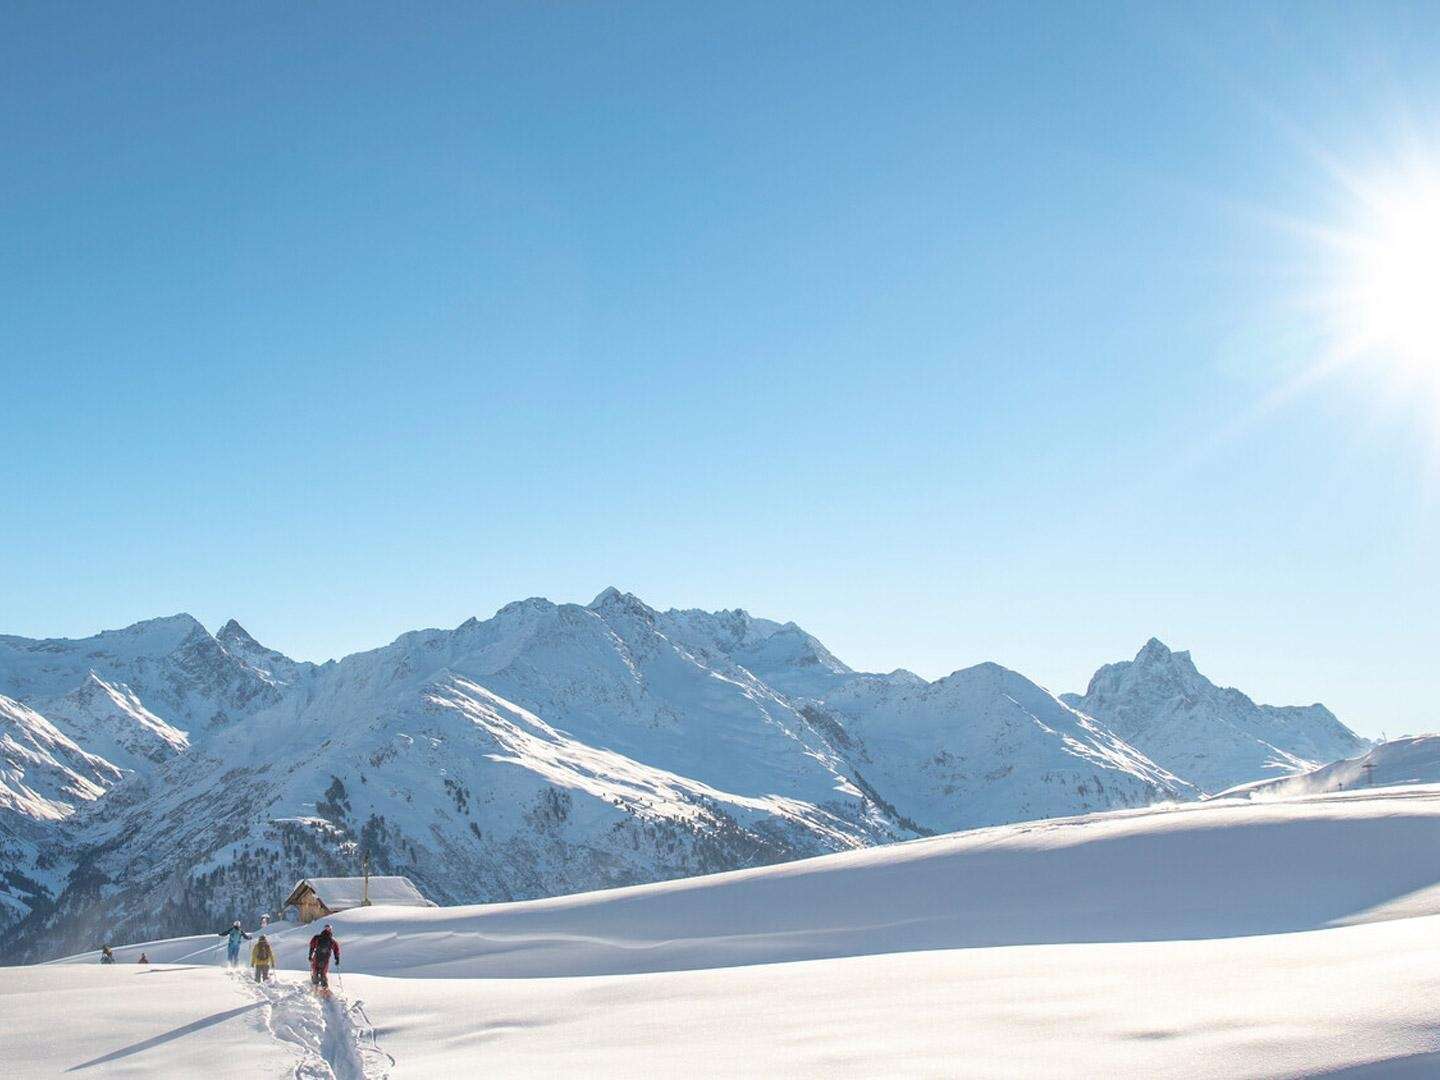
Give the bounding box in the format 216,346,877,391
0,614,279,730
650,598,853,700
817,661,1197,832
0,600,1357,960
216,619,315,687
1062,638,1367,794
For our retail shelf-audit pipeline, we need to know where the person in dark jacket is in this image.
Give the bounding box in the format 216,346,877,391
99,945,115,964
137,953,149,964
308,924,340,989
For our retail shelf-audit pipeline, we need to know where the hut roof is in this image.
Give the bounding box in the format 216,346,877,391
284,875,434,911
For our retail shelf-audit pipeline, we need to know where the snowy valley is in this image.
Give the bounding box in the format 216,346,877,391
0,591,1370,965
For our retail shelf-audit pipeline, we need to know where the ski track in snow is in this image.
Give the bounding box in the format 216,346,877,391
231,967,389,1079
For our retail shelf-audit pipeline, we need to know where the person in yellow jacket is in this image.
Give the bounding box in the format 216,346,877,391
250,935,276,983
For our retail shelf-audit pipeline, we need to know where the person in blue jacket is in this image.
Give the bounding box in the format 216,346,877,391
218,920,251,966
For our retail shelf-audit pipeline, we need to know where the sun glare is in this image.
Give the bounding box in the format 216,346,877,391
1352,189,1440,374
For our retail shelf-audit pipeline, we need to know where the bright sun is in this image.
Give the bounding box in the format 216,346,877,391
1351,190,1440,374
1281,163,1440,453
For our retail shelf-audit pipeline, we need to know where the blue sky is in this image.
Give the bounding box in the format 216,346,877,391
4,3,1438,735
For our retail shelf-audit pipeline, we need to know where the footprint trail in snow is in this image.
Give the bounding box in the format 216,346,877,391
232,969,389,1079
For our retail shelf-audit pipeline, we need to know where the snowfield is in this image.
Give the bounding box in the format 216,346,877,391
8,784,1440,1077
2,966,299,1078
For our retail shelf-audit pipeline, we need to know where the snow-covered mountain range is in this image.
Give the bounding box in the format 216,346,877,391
0,592,1365,961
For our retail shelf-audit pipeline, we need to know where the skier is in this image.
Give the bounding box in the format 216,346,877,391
137,953,150,964
218,920,251,967
99,945,115,964
250,935,275,983
308,924,340,990
260,913,270,929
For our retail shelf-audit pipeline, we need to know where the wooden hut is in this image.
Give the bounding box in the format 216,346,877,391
283,875,434,924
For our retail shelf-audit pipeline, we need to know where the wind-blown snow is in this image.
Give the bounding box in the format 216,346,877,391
1218,734,1440,800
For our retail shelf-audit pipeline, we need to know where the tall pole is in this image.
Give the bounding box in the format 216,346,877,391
1362,761,1376,787
362,851,371,906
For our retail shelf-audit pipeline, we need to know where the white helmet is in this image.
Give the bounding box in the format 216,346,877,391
233,920,241,927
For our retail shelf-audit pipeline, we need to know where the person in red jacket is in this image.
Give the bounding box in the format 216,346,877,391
308,924,340,989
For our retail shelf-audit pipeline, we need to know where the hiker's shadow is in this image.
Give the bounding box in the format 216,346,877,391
66,1000,266,1072
137,965,203,974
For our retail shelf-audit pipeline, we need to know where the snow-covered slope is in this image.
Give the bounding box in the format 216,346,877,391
0,694,118,821
18,914,1440,1078
0,694,125,936
1,965,301,1078
23,788,1440,1078
37,673,189,776
1219,734,1440,800
103,786,1440,979
1064,638,1366,793
817,663,1196,833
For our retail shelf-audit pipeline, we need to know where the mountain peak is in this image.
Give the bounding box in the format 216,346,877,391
124,613,205,635
587,588,655,617
102,613,210,653
1136,637,1173,663
589,586,626,608
939,660,1029,690
1133,638,1198,676
212,620,311,687
217,619,256,645
1072,639,1363,793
